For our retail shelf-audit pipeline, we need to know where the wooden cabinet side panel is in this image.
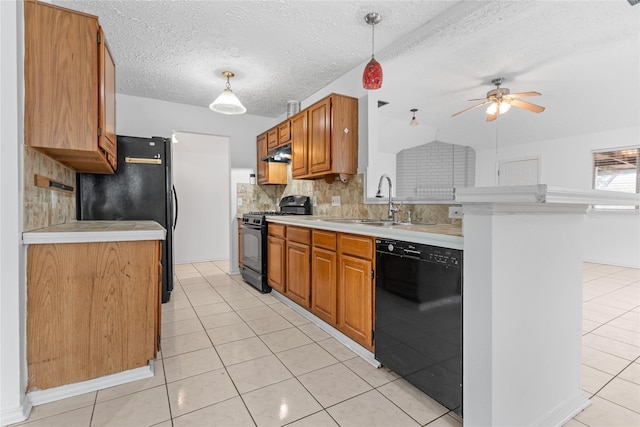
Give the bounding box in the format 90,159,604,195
27,241,157,391
24,1,98,152
267,236,286,293
257,133,268,184
311,247,337,325
285,242,311,308
99,28,117,168
308,98,332,175
338,254,373,350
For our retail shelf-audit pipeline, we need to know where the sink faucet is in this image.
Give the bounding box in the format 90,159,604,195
376,174,398,221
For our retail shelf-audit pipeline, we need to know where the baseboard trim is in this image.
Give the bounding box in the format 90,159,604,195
27,361,154,407
0,394,32,427
531,391,591,427
271,291,380,368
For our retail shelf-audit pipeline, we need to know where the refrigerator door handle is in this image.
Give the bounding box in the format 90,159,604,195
172,185,178,230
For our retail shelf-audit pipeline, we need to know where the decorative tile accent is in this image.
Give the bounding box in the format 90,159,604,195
23,147,76,231
236,172,459,225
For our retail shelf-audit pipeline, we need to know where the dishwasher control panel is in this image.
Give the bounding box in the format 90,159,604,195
376,238,462,268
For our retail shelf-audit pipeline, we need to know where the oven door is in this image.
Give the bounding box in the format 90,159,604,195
242,223,263,274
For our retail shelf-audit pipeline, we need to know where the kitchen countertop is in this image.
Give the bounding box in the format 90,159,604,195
266,216,463,249
23,220,166,244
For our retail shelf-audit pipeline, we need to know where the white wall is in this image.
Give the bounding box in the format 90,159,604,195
472,126,640,268
116,94,274,170
0,1,30,424
172,132,230,263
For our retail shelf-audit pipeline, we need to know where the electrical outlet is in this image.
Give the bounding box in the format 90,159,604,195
312,196,318,206
331,195,341,207
449,206,462,219
237,197,243,206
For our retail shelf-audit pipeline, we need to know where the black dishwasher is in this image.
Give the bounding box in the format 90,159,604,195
375,238,463,416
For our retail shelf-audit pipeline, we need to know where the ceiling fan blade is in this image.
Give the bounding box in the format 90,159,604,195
467,97,489,101
486,111,498,122
510,98,545,113
509,91,541,99
451,101,491,117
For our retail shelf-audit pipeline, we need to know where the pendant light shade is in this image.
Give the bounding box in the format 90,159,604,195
409,109,419,126
209,71,246,115
362,13,383,90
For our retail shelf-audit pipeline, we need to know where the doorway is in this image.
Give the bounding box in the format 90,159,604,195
497,157,540,186
172,131,230,263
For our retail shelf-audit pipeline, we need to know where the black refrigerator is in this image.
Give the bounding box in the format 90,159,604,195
76,135,176,302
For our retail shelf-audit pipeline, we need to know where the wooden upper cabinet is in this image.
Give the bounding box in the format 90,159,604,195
278,120,291,146
257,132,287,185
291,110,308,178
308,98,332,175
257,133,268,184
306,94,359,179
267,128,278,150
24,0,116,174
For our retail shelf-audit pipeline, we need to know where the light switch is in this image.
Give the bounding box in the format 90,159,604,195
332,196,341,206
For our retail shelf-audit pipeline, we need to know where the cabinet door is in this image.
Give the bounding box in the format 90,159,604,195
267,128,278,150
25,1,98,153
291,110,308,178
267,236,286,293
311,246,337,325
308,97,332,175
286,241,311,308
278,120,291,145
338,254,373,350
99,27,117,169
257,133,268,184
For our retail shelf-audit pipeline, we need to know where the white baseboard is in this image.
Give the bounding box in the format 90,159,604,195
271,291,380,368
27,361,154,407
0,394,32,427
531,391,591,427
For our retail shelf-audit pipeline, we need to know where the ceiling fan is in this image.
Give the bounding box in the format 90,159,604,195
452,77,545,122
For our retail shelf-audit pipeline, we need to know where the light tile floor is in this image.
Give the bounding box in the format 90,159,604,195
12,261,639,426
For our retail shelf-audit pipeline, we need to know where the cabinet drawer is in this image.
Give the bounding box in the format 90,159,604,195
287,226,311,245
339,233,374,260
313,229,337,251
268,223,286,238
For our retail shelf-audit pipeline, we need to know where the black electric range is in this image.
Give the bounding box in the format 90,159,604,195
240,195,312,292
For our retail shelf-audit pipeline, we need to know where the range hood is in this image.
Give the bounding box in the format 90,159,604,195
261,143,291,163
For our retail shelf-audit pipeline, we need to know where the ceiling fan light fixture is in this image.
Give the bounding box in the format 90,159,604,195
209,71,246,115
486,101,511,115
362,12,383,90
409,108,419,126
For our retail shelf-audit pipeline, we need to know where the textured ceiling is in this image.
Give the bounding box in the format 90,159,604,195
52,0,639,149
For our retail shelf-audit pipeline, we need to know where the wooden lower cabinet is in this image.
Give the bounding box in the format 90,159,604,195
286,241,311,307
269,223,374,351
311,230,337,325
26,240,161,391
285,227,311,308
267,235,286,293
311,246,337,324
338,254,374,350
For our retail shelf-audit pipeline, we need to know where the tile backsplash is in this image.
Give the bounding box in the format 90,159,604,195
236,172,460,225
23,147,76,231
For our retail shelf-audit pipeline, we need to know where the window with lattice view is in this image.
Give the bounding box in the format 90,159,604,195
593,147,639,209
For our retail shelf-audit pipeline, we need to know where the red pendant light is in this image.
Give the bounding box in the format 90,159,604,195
362,13,382,90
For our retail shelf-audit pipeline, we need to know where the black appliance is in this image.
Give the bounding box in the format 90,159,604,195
375,238,463,416
76,135,176,303
241,195,312,292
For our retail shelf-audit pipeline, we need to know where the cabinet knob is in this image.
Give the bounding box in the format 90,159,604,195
343,128,349,134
